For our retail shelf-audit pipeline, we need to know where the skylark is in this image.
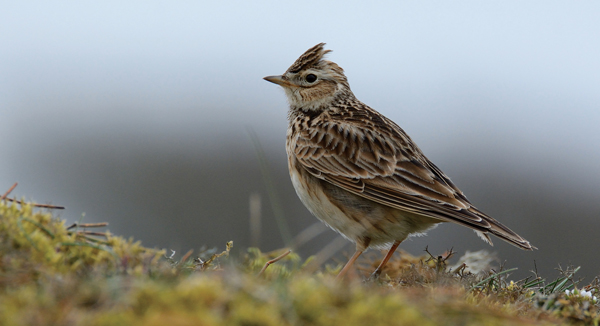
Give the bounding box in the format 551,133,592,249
264,43,534,279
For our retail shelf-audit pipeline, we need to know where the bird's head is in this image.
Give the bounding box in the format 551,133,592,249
264,43,351,111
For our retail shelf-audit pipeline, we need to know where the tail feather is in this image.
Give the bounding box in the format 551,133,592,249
470,207,536,251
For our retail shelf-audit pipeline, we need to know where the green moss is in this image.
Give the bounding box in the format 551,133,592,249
0,200,597,325
0,201,164,276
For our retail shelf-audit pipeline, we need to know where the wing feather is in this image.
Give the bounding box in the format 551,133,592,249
292,114,533,250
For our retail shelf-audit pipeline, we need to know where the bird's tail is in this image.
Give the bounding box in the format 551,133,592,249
470,207,536,251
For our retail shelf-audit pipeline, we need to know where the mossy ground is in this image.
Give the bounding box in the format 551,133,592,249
0,200,598,325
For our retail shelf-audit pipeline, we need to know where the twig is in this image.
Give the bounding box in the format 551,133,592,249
4,197,65,209
1,183,65,209
1,183,18,200
424,246,435,260
451,263,467,275
202,241,233,269
258,249,292,276
76,231,108,237
442,247,455,262
66,222,109,230
424,246,455,273
180,250,194,264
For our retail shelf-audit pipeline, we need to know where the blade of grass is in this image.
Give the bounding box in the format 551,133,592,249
16,217,40,251
290,222,328,250
20,217,55,239
523,279,545,289
246,127,292,246
473,268,518,288
60,242,119,260
553,266,580,293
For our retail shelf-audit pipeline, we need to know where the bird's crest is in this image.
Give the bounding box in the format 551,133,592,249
286,43,332,74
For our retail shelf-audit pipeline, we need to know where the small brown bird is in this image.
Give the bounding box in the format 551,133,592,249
264,43,534,279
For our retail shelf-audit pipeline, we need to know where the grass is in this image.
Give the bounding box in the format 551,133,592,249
0,199,598,325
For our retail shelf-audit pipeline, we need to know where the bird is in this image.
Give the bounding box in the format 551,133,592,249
263,43,534,279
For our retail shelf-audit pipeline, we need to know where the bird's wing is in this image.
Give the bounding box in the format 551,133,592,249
293,116,533,250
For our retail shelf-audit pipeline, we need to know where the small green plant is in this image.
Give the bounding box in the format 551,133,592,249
1,189,598,325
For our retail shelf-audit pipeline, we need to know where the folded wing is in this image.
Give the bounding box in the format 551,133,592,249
293,114,533,250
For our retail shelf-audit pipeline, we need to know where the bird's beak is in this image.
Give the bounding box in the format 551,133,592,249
263,75,293,87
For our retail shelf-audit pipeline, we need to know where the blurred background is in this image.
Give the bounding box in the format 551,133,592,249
2,1,599,280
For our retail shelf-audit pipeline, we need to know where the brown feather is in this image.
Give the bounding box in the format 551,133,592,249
269,43,534,252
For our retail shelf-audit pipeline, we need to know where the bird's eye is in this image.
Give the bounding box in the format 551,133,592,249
305,74,317,83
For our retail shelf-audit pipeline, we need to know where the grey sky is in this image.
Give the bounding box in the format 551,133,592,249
3,2,599,140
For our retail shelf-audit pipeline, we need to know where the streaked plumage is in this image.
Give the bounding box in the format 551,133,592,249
264,43,534,279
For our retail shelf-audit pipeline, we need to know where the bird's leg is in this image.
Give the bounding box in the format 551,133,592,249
368,240,402,280
336,249,363,279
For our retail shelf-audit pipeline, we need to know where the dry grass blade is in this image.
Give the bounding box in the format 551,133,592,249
304,236,348,274
76,231,108,237
195,241,234,271
473,267,518,288
179,250,194,265
246,127,292,246
2,182,65,209
4,198,66,209
66,222,109,230
289,222,328,250
1,183,18,200
65,220,110,245
249,193,262,248
258,249,292,276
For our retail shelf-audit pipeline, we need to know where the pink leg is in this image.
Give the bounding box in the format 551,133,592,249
336,249,364,279
369,240,402,280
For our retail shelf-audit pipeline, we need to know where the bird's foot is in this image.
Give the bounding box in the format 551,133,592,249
365,269,383,283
